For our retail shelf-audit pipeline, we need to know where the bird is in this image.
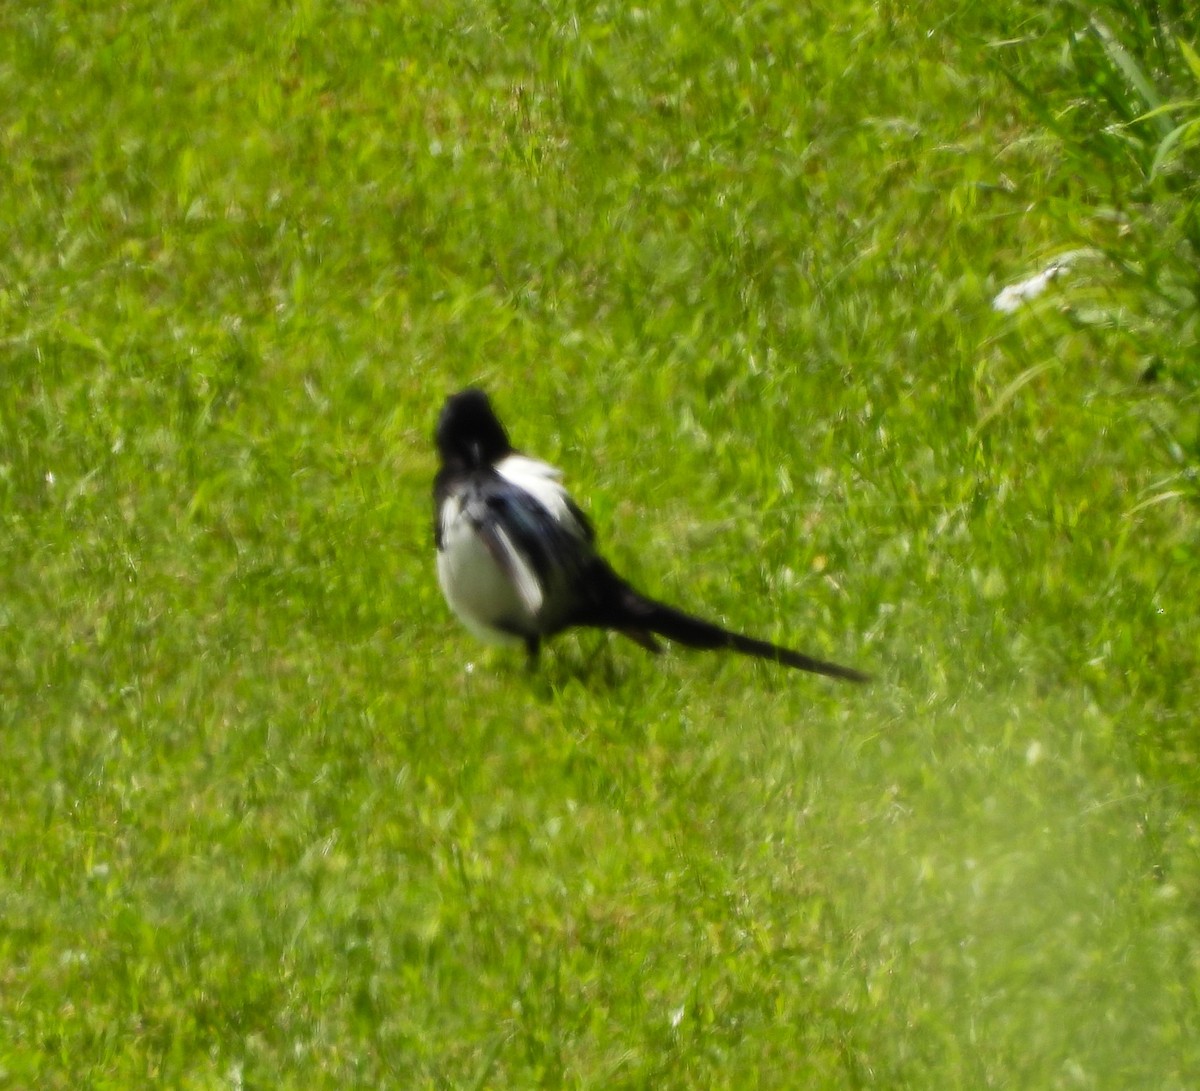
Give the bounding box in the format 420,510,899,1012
433,388,869,682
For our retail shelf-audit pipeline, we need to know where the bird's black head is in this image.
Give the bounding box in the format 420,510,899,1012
435,388,513,469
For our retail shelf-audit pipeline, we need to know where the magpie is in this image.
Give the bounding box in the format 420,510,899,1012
433,388,869,682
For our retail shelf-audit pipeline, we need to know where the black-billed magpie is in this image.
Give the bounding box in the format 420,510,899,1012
433,388,868,682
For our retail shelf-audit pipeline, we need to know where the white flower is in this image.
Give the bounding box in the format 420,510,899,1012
992,258,1071,313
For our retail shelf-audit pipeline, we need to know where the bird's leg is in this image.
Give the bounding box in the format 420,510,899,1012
524,635,541,673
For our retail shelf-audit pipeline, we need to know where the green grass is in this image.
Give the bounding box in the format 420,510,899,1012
2,1,1198,1087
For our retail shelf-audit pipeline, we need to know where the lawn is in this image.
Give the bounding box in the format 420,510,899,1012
2,1,1198,1087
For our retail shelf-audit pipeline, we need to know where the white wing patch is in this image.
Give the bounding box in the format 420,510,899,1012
495,454,589,542
490,522,544,616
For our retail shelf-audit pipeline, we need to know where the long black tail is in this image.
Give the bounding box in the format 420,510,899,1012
581,565,869,683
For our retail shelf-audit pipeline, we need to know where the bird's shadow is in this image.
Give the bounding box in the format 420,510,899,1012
525,633,653,696
521,634,815,699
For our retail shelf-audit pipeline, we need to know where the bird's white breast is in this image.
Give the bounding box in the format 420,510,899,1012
436,496,533,646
